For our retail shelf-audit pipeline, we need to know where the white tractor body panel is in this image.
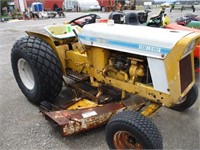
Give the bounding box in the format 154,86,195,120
78,23,193,59
147,58,169,94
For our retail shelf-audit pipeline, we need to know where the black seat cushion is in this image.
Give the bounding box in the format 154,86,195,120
125,12,140,25
109,12,125,24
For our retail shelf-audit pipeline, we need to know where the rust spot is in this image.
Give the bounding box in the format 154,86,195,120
114,131,143,149
44,103,126,136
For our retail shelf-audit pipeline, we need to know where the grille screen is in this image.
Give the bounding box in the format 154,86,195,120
179,55,192,93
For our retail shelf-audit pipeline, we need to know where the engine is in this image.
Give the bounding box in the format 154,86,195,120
104,52,146,83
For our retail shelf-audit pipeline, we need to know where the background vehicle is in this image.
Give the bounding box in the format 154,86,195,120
161,2,171,8
184,13,200,21
14,0,64,13
31,2,57,18
97,0,115,12
145,8,170,27
62,0,100,11
176,16,200,29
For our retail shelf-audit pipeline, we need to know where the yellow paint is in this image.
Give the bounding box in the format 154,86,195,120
64,48,173,106
66,50,88,73
67,99,98,110
162,15,170,26
141,103,161,117
86,47,110,70
27,29,200,109
164,32,200,105
72,42,86,54
46,25,68,35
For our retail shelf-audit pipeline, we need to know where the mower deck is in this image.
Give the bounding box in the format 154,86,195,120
40,76,153,136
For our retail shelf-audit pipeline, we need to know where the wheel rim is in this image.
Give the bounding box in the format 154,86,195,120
177,95,187,104
18,58,35,90
113,131,143,149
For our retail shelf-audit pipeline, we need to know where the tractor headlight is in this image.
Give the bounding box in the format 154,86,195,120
184,40,195,56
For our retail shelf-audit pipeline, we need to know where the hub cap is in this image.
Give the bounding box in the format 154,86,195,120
18,58,35,90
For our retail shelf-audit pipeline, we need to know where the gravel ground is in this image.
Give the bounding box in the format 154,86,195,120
0,7,200,150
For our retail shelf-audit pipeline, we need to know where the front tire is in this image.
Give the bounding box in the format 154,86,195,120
106,111,163,149
171,84,198,111
11,36,63,104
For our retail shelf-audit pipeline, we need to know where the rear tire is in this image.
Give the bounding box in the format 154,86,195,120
106,111,163,149
171,84,198,111
11,36,63,104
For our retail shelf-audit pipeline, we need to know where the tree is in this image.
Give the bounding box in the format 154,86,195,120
0,0,12,16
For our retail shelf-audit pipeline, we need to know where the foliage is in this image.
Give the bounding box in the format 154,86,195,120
0,0,12,15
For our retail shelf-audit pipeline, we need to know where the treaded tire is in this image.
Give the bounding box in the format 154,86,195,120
106,111,163,149
171,84,198,111
11,36,63,104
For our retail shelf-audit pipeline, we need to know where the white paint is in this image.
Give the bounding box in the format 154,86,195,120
144,2,152,6
63,0,100,11
147,57,169,94
19,0,25,12
18,58,35,90
82,111,97,118
79,23,193,59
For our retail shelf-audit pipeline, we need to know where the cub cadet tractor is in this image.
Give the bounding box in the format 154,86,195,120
11,16,199,149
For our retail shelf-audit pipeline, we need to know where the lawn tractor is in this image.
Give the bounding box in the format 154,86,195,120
11,17,200,149
176,15,200,30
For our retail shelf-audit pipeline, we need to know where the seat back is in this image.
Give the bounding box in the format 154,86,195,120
137,12,148,24
109,12,125,24
125,12,140,25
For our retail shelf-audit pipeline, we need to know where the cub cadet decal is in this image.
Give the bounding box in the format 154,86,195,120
78,35,170,54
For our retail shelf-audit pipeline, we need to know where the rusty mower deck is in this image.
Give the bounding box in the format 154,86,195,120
40,75,160,136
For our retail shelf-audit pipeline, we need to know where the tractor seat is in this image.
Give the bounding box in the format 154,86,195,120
137,12,148,24
109,12,125,24
125,12,140,25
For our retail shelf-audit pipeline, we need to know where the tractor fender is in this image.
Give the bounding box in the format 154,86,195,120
26,31,66,74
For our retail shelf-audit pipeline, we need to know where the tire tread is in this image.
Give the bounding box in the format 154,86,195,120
11,36,63,103
106,111,163,149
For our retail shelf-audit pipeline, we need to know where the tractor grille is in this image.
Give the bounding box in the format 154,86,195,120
179,54,192,93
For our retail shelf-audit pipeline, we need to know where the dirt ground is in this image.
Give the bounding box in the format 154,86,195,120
0,7,200,150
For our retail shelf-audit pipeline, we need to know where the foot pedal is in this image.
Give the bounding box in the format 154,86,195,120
66,69,89,81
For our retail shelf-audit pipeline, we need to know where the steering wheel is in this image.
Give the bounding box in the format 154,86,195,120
69,14,101,28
